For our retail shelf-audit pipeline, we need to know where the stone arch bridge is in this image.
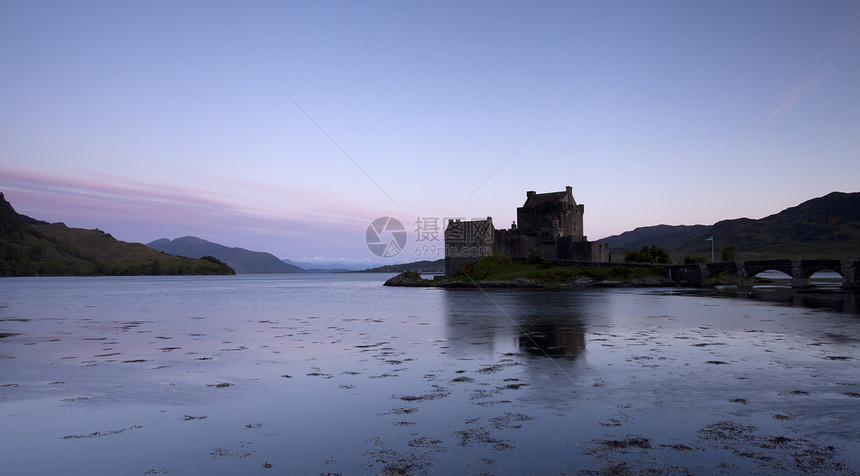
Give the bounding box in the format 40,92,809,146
667,259,859,289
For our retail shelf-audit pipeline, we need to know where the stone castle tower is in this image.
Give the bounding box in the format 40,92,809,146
445,186,609,277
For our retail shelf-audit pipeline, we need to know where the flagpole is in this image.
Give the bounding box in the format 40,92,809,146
706,236,714,262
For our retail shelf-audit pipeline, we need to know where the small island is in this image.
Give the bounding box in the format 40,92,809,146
385,187,860,290
387,187,666,288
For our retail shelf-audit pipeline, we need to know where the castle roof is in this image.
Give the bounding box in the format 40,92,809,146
444,217,493,228
522,190,573,208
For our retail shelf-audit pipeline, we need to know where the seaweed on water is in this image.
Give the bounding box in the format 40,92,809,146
61,425,142,439
451,376,474,383
489,412,536,430
179,415,207,421
593,436,652,450
397,385,450,402
362,446,437,475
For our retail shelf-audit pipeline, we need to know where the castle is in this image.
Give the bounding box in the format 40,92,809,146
444,186,609,277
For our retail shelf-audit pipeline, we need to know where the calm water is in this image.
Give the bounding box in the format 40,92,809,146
1,274,859,475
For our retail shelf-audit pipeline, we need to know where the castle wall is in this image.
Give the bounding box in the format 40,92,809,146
493,229,536,260
444,219,495,277
557,238,609,262
516,187,584,239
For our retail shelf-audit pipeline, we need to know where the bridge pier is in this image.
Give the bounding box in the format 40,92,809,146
843,260,859,289
735,261,751,289
698,263,710,287
791,260,812,289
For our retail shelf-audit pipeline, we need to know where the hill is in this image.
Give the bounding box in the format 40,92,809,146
0,193,235,276
359,259,445,273
601,224,711,250
148,236,306,274
601,192,860,260
684,191,860,259
283,259,358,273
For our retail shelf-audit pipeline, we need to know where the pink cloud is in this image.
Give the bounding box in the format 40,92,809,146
0,167,394,257
769,87,805,118
769,75,827,119
2,168,242,226
840,8,860,48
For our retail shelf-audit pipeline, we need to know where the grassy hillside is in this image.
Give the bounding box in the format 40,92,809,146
602,192,860,261
1,193,234,276
686,192,860,259
450,255,664,284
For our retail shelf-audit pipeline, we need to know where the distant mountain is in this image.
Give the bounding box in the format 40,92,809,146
0,193,234,276
148,236,306,274
359,259,445,273
600,192,860,260
283,259,359,272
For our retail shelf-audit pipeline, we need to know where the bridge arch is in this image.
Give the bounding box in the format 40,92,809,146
702,262,738,287
735,260,794,288
799,259,845,280
737,268,794,288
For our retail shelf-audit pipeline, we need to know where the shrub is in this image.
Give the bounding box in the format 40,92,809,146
720,245,737,262
624,245,670,264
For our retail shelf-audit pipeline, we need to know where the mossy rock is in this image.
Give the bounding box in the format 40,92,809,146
383,271,435,287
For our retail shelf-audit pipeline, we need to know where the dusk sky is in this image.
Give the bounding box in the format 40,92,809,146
2,1,859,266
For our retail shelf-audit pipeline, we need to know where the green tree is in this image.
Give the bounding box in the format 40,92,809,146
720,245,737,262
624,245,670,264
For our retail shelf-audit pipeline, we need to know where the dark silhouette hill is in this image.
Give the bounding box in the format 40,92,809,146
148,236,306,274
601,224,711,251
0,193,234,276
358,259,445,273
601,192,860,260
